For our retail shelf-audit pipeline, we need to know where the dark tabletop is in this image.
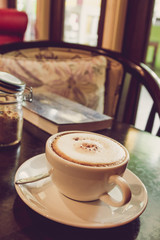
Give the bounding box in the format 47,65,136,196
0,121,160,240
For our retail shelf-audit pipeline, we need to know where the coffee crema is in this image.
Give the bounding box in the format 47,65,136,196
51,132,127,167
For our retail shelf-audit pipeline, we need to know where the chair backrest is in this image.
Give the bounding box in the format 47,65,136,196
0,8,28,45
0,41,159,136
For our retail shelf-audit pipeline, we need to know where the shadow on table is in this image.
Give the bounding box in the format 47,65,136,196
13,196,140,240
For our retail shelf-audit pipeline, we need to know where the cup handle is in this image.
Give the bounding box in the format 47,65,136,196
99,175,132,207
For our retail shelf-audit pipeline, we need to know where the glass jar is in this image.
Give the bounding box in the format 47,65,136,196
0,72,32,147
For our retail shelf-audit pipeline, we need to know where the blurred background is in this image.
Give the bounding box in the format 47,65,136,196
14,0,159,78
0,0,159,74
0,0,159,132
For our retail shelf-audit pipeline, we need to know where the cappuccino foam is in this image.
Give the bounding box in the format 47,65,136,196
51,132,126,166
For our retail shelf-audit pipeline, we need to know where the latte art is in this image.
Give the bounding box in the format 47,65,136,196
51,132,126,166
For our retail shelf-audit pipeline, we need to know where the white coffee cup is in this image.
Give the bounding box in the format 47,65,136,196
45,131,131,207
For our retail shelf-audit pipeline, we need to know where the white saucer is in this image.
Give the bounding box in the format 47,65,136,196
15,153,148,229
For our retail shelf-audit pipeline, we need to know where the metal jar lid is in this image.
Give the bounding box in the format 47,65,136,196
0,71,26,94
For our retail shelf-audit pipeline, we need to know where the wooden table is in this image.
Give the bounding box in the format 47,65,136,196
0,121,160,240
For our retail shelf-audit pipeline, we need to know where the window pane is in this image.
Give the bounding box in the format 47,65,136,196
63,0,102,46
16,0,37,41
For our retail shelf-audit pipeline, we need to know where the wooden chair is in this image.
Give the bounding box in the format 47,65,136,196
0,8,28,45
0,41,159,136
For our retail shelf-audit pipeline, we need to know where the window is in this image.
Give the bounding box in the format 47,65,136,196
63,0,102,46
16,0,37,40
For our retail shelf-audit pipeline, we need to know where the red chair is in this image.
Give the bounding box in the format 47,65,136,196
0,8,28,45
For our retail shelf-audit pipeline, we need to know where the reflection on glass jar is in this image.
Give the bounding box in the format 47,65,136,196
0,72,32,147
0,92,23,146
